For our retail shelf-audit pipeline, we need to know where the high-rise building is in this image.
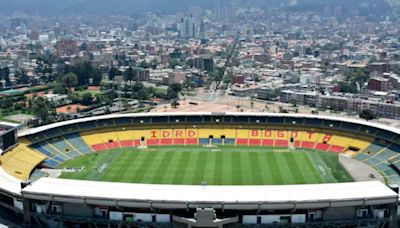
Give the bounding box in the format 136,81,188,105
368,77,390,92
199,20,206,39
178,15,197,39
193,56,214,72
370,62,390,75
203,57,214,72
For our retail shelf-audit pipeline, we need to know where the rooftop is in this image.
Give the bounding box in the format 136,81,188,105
22,178,398,206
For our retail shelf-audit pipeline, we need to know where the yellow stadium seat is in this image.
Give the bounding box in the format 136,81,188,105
295,131,320,142
115,130,136,141
81,132,107,145
199,129,235,139
198,128,213,138
348,138,372,151
236,129,249,138
100,132,119,142
0,145,46,181
329,135,353,148
133,130,150,141
221,129,236,138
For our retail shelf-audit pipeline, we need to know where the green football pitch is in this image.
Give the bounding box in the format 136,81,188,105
58,146,353,185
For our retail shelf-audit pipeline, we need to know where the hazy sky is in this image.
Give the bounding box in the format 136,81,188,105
0,0,392,16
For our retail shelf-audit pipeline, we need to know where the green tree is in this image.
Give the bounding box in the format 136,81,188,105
353,69,369,84
92,68,103,85
124,67,135,82
68,93,80,104
209,67,226,91
359,109,376,120
166,84,183,100
108,66,119,81
61,73,78,92
53,83,67,94
32,97,54,124
169,59,183,69
0,98,13,109
95,93,112,105
136,89,149,101
339,82,358,94
0,67,10,86
73,61,92,86
171,99,180,108
35,57,54,82
130,82,150,101
15,70,30,84
71,61,102,86
14,102,24,110
107,88,117,103
81,92,93,105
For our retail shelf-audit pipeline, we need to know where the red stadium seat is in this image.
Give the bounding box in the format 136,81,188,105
275,140,288,147
301,141,316,149
329,145,345,153
185,138,198,145
106,141,120,149
315,143,330,151
173,138,185,145
249,139,261,146
147,139,160,146
134,139,141,146
236,138,249,145
120,140,135,148
92,143,108,152
262,139,274,146
161,139,173,145
294,141,301,147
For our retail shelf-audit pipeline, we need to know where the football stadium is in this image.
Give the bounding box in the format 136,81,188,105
0,112,399,227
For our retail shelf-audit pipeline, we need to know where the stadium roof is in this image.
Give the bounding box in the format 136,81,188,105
0,121,20,129
18,112,400,137
22,178,397,209
0,168,22,196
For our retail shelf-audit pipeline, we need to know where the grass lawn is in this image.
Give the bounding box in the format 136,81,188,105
0,111,32,123
58,146,353,185
74,90,103,97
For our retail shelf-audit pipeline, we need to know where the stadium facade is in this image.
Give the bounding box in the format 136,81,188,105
0,112,399,227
